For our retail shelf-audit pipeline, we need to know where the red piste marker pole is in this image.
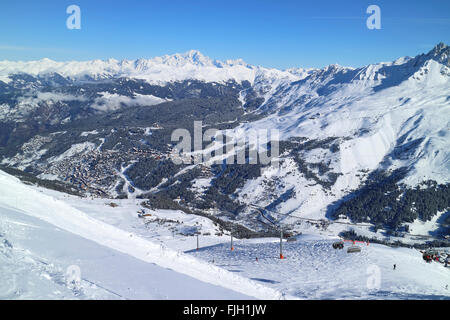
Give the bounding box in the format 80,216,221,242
280,229,284,259
231,233,234,251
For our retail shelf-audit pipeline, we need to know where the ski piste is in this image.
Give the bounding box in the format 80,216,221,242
0,170,448,299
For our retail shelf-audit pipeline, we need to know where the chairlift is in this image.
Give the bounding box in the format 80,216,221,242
332,241,344,249
347,245,362,253
422,250,441,263
343,239,366,253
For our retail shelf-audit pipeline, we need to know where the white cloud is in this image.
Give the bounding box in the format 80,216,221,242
18,92,86,106
91,92,167,112
0,45,32,51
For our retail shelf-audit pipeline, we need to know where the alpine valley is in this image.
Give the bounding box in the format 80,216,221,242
0,43,449,246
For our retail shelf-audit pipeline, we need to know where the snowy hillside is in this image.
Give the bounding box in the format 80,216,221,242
191,236,449,299
238,42,450,184
0,170,285,299
228,43,450,232
0,43,448,244
1,170,448,299
0,205,253,299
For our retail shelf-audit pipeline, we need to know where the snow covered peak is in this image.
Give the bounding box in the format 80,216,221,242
150,50,214,67
426,42,449,66
392,56,412,65
184,49,209,61
0,43,448,87
286,67,318,80
323,63,349,72
431,42,448,54
0,50,257,85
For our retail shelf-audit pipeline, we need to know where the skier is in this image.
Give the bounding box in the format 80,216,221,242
137,209,146,218
393,264,396,270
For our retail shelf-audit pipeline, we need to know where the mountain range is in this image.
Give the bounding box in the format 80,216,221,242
0,43,448,244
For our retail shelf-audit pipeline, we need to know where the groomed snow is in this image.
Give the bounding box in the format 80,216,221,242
2,172,448,300
0,205,252,299
190,237,450,299
0,170,287,300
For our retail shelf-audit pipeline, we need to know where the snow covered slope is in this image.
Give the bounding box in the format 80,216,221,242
0,43,448,239
0,170,286,299
240,43,450,184
0,205,253,299
1,169,448,300
228,43,450,228
190,236,450,299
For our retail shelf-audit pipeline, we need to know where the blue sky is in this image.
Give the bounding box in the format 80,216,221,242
0,0,449,69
